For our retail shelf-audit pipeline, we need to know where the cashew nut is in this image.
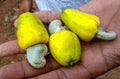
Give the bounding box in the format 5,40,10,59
96,26,117,40
26,44,48,68
48,20,68,34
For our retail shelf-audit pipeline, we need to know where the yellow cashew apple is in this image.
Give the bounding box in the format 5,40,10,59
61,8,100,42
17,12,49,50
49,30,81,66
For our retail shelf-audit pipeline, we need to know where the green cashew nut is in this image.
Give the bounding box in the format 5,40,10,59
96,26,117,40
48,20,68,34
26,44,48,68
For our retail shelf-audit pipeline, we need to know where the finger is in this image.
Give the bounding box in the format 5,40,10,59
0,40,25,58
29,64,92,79
19,0,33,13
14,19,17,27
14,11,61,27
34,11,61,23
77,0,102,14
0,55,61,79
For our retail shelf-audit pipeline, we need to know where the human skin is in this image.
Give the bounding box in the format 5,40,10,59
0,0,120,79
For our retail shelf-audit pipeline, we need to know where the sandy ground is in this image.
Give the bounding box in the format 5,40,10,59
0,0,120,79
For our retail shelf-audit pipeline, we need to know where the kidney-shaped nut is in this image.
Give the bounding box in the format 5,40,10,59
48,20,68,34
96,26,117,40
26,44,48,68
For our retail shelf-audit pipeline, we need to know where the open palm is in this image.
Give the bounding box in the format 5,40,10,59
0,0,120,79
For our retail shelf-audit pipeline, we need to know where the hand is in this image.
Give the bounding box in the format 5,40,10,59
0,0,120,79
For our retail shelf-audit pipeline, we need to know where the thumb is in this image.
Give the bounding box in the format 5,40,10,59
77,0,120,27
77,0,102,14
34,11,61,24
14,11,61,27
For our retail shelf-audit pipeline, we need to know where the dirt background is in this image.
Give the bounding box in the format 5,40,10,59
0,0,120,79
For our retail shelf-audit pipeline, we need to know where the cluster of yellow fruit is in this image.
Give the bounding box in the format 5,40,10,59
16,8,116,68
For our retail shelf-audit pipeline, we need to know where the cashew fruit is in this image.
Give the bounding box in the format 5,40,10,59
61,8,100,42
17,12,49,50
49,30,81,66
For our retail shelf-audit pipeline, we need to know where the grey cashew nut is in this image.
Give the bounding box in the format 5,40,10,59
26,44,48,68
48,20,68,34
96,26,117,40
